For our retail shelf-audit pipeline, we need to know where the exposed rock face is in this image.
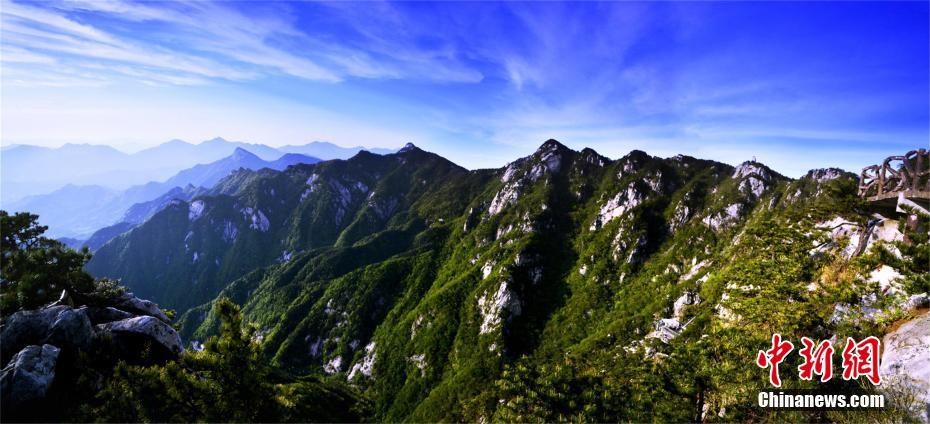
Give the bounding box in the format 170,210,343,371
673,292,701,319
188,199,206,221
804,168,846,183
702,203,743,231
324,356,343,374
115,292,171,323
45,307,95,353
907,293,930,310
1,306,93,363
348,342,376,380
646,318,683,344
96,316,184,359
1,293,182,415
590,183,644,231
880,313,930,422
241,207,271,232
84,306,135,325
478,281,521,335
0,344,60,410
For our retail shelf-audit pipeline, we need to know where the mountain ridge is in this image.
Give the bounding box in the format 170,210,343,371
1,138,397,204
83,140,929,422
9,149,320,239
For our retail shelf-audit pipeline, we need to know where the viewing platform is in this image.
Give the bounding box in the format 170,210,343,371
859,149,930,211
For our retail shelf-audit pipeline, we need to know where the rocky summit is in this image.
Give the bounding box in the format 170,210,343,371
0,290,182,421
72,141,930,422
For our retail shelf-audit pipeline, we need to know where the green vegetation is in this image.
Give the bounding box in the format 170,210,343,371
81,143,928,422
1,211,123,314
1,210,368,423
91,298,368,423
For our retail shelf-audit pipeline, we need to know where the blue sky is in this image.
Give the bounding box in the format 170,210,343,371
1,1,927,176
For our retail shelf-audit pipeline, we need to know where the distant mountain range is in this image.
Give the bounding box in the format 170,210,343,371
6,148,321,239
1,138,396,204
278,141,394,160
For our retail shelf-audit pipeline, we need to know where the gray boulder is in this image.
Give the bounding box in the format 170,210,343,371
115,292,171,323
0,344,60,410
1,306,93,363
647,318,683,344
96,316,183,361
906,293,930,311
85,306,134,325
881,313,930,422
45,307,94,352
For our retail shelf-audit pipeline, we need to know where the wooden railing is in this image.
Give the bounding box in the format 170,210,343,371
858,149,930,199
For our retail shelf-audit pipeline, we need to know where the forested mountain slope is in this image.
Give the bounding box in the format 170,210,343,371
86,140,929,422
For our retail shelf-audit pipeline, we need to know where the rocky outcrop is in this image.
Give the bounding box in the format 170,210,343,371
880,313,930,422
97,316,184,359
0,344,60,410
646,318,683,344
1,293,182,418
477,280,521,336
85,306,134,324
114,292,172,323
1,306,93,363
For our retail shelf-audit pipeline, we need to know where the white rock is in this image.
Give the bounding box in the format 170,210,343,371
0,344,60,409
732,162,770,180
680,259,709,282
501,163,520,183
702,203,743,231
897,192,930,217
188,200,205,221
868,265,904,295
324,356,343,374
806,168,843,183
816,217,858,239
348,342,376,380
478,281,521,334
673,292,701,319
96,316,183,356
115,292,171,323
591,184,644,231
739,176,767,199
646,318,683,343
408,353,427,376
489,181,522,215
481,261,495,280
880,313,930,421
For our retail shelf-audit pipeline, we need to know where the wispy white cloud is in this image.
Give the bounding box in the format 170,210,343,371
0,0,488,86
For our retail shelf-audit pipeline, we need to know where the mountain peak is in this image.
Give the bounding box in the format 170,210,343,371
536,139,570,154
203,137,229,144
733,160,773,180
398,143,418,153
230,147,258,160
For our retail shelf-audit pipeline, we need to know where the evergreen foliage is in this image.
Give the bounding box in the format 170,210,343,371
90,298,369,422
81,143,929,422
1,210,122,313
